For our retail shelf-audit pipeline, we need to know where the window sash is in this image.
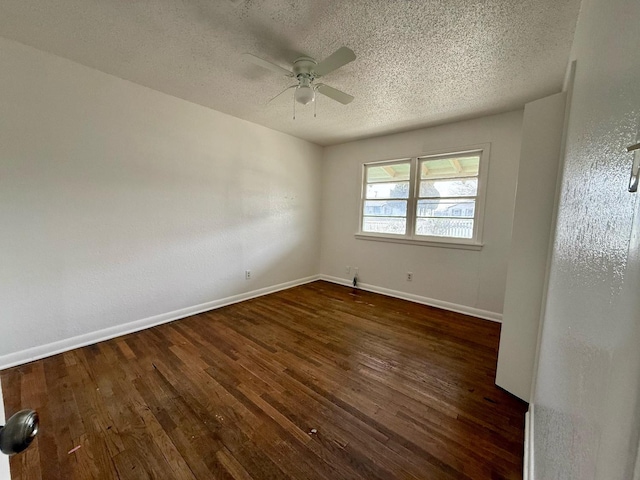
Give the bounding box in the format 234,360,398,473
362,161,411,235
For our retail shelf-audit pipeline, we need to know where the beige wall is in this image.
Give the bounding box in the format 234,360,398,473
0,37,323,366
532,0,640,477
319,111,523,319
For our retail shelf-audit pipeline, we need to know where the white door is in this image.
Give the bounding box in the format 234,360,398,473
0,386,9,480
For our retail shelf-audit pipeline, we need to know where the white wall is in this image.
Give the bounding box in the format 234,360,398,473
320,111,523,319
0,37,323,367
531,0,640,477
496,92,566,402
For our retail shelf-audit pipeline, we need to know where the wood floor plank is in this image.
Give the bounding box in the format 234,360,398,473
1,281,527,479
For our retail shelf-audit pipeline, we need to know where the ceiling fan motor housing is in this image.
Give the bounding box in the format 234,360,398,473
292,56,318,78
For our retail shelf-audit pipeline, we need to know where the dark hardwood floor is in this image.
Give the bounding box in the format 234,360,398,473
1,281,527,479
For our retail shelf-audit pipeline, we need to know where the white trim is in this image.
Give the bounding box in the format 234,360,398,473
354,233,483,250
524,405,534,480
319,275,502,323
529,61,576,404
633,435,640,480
0,275,320,371
0,383,9,480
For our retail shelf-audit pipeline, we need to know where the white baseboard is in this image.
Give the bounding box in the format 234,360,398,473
0,275,320,370
1,273,501,370
319,275,502,323
524,405,534,480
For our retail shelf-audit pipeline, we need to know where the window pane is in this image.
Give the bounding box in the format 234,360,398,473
415,218,474,238
363,216,406,235
363,200,407,216
366,163,410,183
417,199,475,218
421,155,480,179
366,182,409,199
419,178,478,197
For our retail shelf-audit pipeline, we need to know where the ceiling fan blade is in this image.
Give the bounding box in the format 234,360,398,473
269,85,297,103
316,84,354,105
314,47,356,77
243,53,293,77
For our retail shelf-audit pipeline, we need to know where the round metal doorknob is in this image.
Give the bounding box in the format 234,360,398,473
0,410,39,455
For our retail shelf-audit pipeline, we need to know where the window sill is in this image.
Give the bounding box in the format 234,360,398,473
354,233,483,250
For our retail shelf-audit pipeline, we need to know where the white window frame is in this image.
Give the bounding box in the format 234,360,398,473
356,144,490,250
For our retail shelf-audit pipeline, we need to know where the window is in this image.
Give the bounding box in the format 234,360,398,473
361,161,411,235
358,146,489,248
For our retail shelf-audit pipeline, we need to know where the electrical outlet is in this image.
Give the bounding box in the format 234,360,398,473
354,267,359,276
245,270,251,280
346,266,351,275
407,272,413,281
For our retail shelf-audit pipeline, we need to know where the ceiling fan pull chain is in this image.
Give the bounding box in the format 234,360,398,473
314,95,317,118
293,92,296,120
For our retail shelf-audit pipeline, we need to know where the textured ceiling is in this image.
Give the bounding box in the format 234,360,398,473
0,0,581,146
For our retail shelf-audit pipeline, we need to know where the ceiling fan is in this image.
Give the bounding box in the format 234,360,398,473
243,46,356,116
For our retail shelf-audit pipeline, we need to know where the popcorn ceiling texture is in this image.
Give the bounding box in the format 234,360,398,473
0,0,580,145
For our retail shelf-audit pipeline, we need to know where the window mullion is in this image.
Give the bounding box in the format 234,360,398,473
406,157,418,238
360,164,369,232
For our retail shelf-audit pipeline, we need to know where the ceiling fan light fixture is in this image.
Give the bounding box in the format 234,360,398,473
294,85,315,105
